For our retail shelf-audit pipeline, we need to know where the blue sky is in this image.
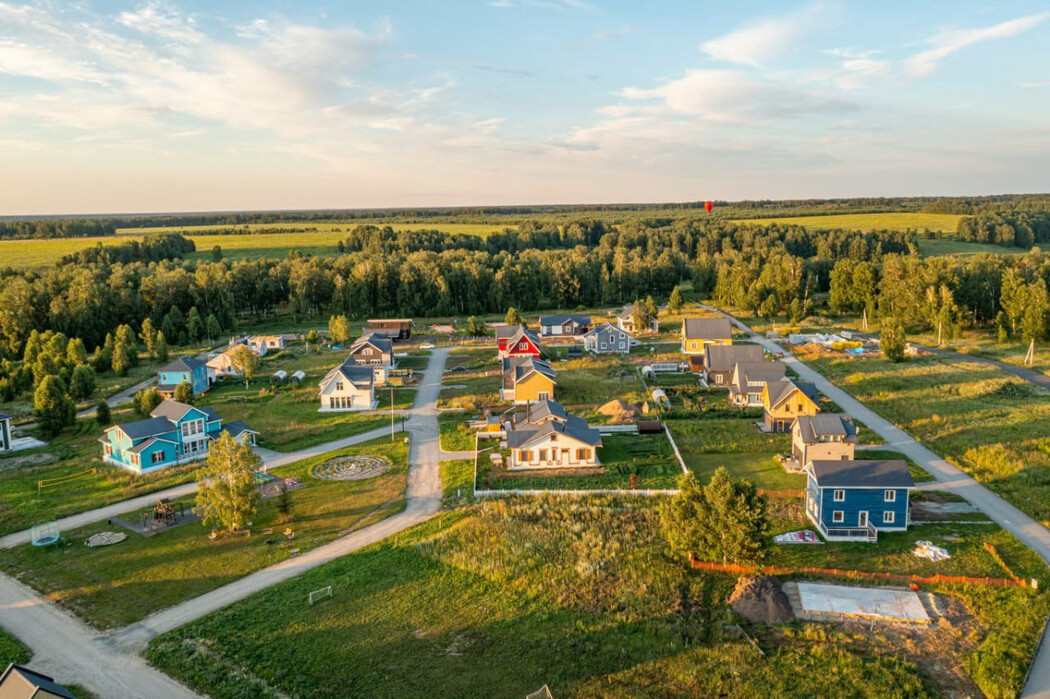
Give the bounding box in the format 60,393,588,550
0,0,1048,214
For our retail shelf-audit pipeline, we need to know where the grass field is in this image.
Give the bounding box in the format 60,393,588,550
807,352,1050,526
0,627,30,666
734,212,963,233
0,437,408,629
438,415,477,453
915,237,1027,257
667,418,799,490
146,497,1049,698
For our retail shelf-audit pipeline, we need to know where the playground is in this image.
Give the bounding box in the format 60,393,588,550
112,499,200,537
311,455,393,481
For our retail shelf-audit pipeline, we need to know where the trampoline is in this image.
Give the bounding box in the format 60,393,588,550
30,522,60,548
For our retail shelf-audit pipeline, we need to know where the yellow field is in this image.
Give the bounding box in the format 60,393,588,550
733,212,963,233
116,221,506,236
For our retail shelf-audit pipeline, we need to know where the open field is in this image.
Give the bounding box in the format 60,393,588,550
733,212,963,233
807,352,1050,525
914,237,1027,257
117,221,507,237
668,418,799,490
147,497,1048,698
0,437,408,629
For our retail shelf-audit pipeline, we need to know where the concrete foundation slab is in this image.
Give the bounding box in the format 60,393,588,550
797,582,930,623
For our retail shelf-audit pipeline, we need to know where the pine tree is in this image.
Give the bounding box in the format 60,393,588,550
34,375,75,438
155,331,170,362
95,399,111,426
881,318,906,363
668,285,684,315
187,307,205,343
196,432,261,533
66,338,88,366
69,364,96,400
205,314,222,343
140,318,158,358
111,340,131,376
505,307,523,326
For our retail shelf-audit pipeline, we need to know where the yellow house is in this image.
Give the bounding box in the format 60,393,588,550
501,356,556,405
762,378,820,432
681,317,733,354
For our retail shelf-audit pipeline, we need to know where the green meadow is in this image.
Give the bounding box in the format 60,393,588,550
734,212,963,233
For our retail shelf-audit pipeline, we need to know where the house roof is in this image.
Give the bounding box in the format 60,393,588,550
539,314,591,326
0,664,76,699
704,344,764,372
111,416,175,441
584,322,631,340
319,359,375,390
616,304,637,320
350,332,393,355
809,459,914,489
766,378,819,408
160,355,206,372
516,399,569,425
682,317,732,341
150,399,215,423
222,420,259,439
795,414,858,443
730,362,786,395
497,324,541,347
367,318,414,325
506,413,602,449
128,436,177,454
502,356,556,389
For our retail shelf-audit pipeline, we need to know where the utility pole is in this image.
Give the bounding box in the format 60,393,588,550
390,386,396,440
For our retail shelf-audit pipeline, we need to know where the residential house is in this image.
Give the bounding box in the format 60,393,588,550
582,323,634,354
792,414,858,467
221,420,260,446
157,356,210,398
617,304,660,334
248,335,285,353
347,332,396,384
702,344,764,384
501,356,556,404
318,358,377,411
506,400,602,469
0,413,11,452
805,459,914,542
367,318,414,341
728,362,786,407
0,664,75,699
100,399,249,474
681,317,733,354
496,325,542,359
539,314,591,337
762,378,820,432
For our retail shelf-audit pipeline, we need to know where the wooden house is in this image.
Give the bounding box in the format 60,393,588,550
367,318,415,341
501,356,556,404
539,314,591,337
792,414,858,467
728,362,786,407
762,378,820,432
805,459,914,542
496,325,542,359
681,317,732,354
703,344,764,385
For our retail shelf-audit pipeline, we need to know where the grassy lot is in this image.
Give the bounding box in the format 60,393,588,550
438,349,501,410
914,237,1026,257
478,432,682,491
0,627,30,666
0,438,408,629
441,459,475,509
438,415,477,453
733,212,963,233
0,414,202,537
667,418,800,491
199,345,412,452
807,352,1050,526
860,448,935,483
555,354,648,408
147,497,1047,698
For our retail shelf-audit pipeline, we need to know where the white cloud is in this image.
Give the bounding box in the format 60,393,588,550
905,12,1050,77
117,1,201,43
701,4,822,67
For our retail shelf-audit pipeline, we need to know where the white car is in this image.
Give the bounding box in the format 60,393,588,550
420,342,436,350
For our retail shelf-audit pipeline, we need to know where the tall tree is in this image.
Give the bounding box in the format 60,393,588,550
205,314,222,343
328,314,351,343
229,345,260,389
305,330,319,353
95,399,111,426
505,307,523,327
69,364,96,401
1023,279,1048,344
187,307,205,343
173,380,194,404
196,432,261,534
66,338,88,366
668,285,684,315
139,318,158,358
133,387,163,417
881,318,906,363
34,375,75,438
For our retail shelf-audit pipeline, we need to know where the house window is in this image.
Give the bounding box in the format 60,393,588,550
576,448,590,461
104,445,112,456
832,511,844,523
363,348,372,355
884,490,896,502
833,489,845,502
336,381,344,391
883,511,896,524
538,392,550,401
152,451,165,464
538,449,548,461
519,450,532,462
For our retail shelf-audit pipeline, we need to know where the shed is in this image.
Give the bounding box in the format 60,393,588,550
650,388,669,408
272,369,288,382
290,370,306,383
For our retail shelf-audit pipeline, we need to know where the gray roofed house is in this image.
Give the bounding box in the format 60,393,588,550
583,322,634,354
0,663,76,699
109,416,175,441
319,357,377,412
505,399,603,469
616,304,660,334
539,314,591,337
349,332,394,364
728,361,786,406
681,317,733,354
703,344,764,385
159,356,207,372
500,356,557,402
808,459,914,489
149,399,220,424
792,414,858,467
221,420,260,445
511,399,569,428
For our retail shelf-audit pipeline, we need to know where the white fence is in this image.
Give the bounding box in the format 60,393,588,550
475,488,678,498
597,424,639,434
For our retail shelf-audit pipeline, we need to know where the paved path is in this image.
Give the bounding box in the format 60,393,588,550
16,375,158,431
0,348,448,696
701,304,1050,697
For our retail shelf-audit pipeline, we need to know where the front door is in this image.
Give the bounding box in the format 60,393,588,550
858,511,868,528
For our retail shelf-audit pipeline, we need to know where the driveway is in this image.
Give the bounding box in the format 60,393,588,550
0,348,450,696
699,304,1050,697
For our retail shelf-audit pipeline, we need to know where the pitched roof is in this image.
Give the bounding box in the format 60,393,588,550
766,378,819,408
616,303,637,321
149,399,196,422
0,664,76,699
350,332,393,355
795,414,858,443
809,459,914,489
506,413,602,449
730,362,786,395
319,359,374,390
704,344,764,372
517,399,569,425
160,355,206,372
584,322,632,340
497,324,541,348
682,317,732,341
128,436,177,454
539,314,590,326
502,356,556,389
110,416,175,441
221,420,259,439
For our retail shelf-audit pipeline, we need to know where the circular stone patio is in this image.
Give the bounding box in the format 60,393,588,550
311,455,393,481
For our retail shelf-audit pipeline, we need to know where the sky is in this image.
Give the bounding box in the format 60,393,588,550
0,1,1049,215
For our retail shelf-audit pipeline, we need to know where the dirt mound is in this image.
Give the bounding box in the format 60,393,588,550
729,576,793,624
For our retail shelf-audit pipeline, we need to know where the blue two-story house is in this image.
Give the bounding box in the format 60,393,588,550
158,356,210,398
99,399,257,475
805,459,914,543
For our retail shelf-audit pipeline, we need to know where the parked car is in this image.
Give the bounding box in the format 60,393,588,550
420,342,436,349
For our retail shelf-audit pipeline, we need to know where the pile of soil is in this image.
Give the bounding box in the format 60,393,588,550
729,576,793,624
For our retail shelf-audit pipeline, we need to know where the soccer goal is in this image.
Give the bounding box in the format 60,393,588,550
308,585,332,605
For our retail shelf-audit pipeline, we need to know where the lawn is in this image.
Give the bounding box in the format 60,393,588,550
0,437,408,629
554,354,648,408
199,345,413,452
145,497,1047,698
807,353,1050,526
438,350,501,410
0,627,30,666
477,432,682,491
733,212,963,233
667,418,800,491
441,459,475,509
438,415,477,453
